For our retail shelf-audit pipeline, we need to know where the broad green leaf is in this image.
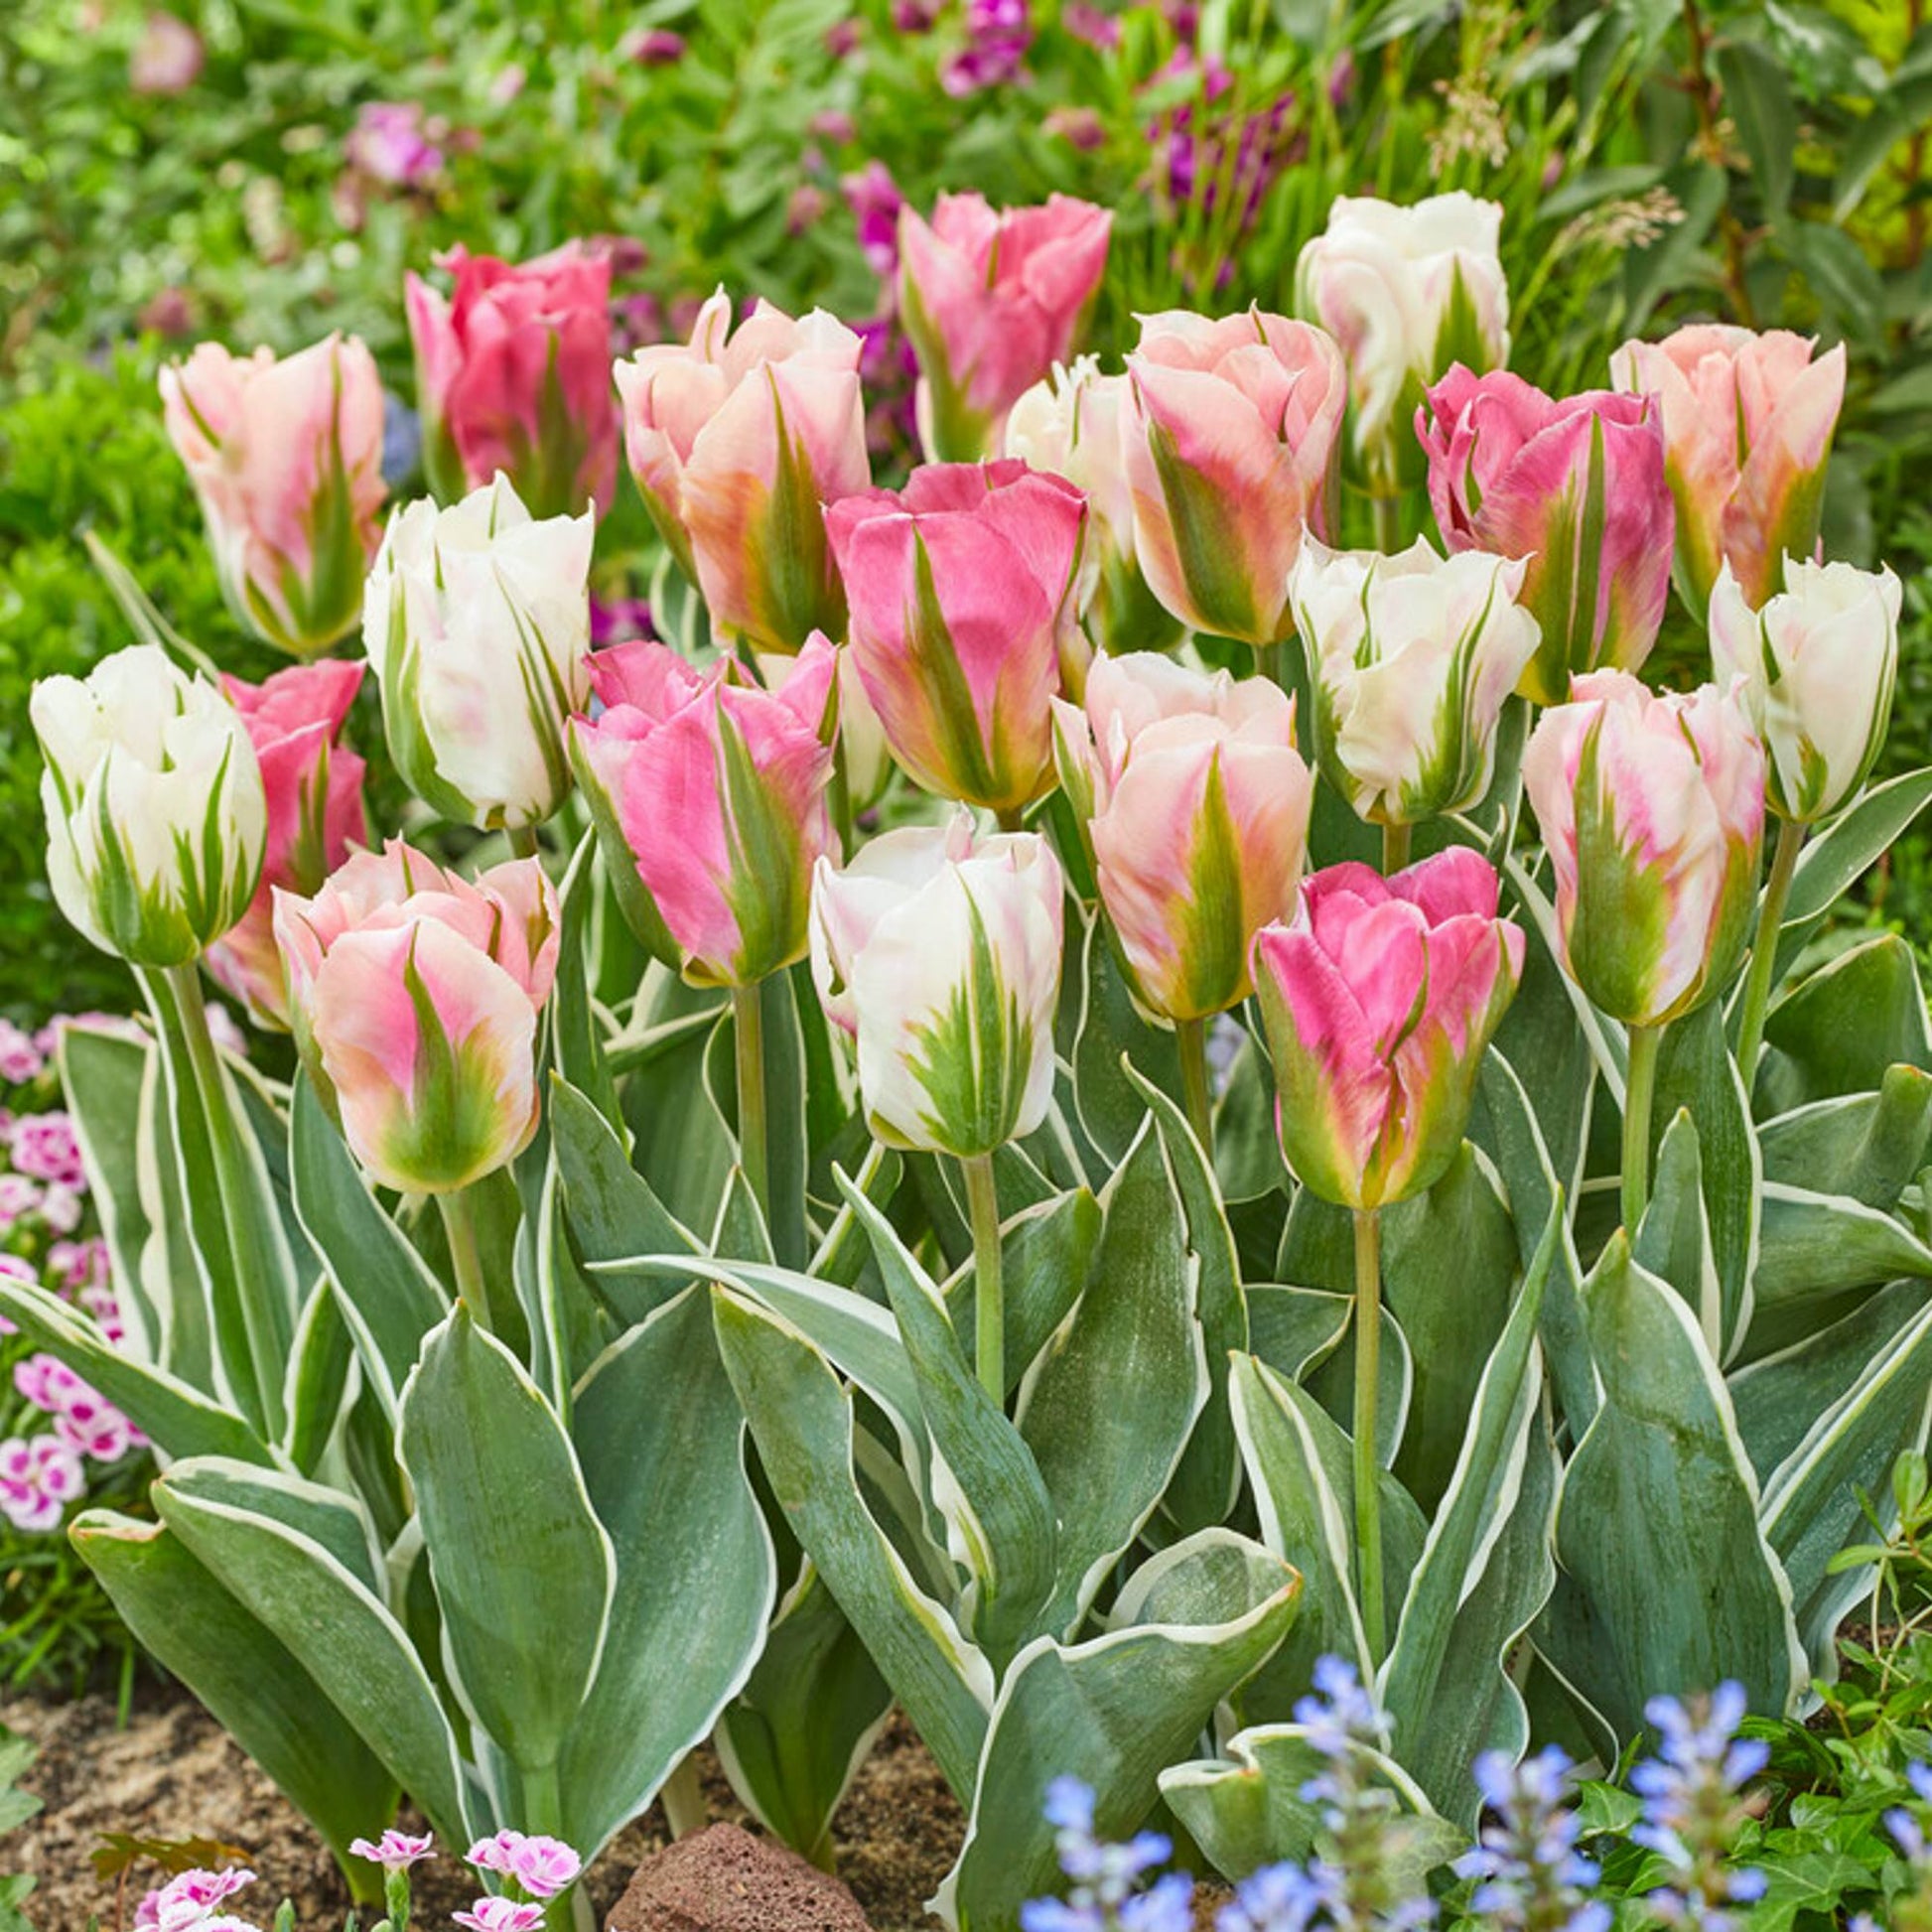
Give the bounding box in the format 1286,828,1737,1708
703,974,811,1268
806,1141,902,1294
1247,1284,1351,1382
1775,770,1932,972
1758,1066,1932,1211
1761,934,1932,1110
620,991,736,1234
549,829,622,1135
1634,1111,1724,1357
1070,917,1181,1167
137,1047,214,1386
57,1023,159,1356
1714,36,1796,214
942,1188,1103,1394
282,1279,353,1477
1488,902,1598,1194
1753,1183,1932,1310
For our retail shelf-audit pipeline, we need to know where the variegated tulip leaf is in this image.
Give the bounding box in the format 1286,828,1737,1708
1760,932,1932,1112
712,1164,776,1269
138,1046,215,1386
1772,769,1932,977
1750,1182,1932,1318
1758,1065,1932,1212
1634,1111,1725,1359
934,1531,1302,1932
398,1308,616,1778
1069,915,1181,1168
547,827,623,1135
1246,1284,1352,1383
620,984,736,1236
559,1287,776,1857
1017,1118,1208,1636
1487,896,1598,1192
1501,857,1628,1102
702,970,811,1268
281,1279,354,1477
806,1141,903,1295
941,1187,1103,1392
712,1285,993,1799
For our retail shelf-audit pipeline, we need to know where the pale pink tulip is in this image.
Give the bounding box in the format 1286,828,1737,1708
897,192,1113,459
1053,653,1312,1021
1609,326,1846,612
160,335,386,657
1251,849,1523,1208
570,634,839,986
1123,308,1345,645
613,291,870,652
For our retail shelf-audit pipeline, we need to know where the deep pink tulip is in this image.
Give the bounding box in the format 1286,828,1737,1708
1251,849,1523,1208
406,243,619,518
897,192,1112,459
1418,365,1674,705
827,461,1087,814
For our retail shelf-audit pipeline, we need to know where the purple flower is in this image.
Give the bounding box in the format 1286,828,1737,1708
1452,1746,1608,1932
1629,1685,1768,1929
810,108,858,141
590,595,656,647
349,1829,435,1871
0,1435,85,1533
824,17,861,56
626,28,687,63
892,0,938,29
1062,2,1120,47
842,161,904,276
346,102,444,188
0,1022,45,1085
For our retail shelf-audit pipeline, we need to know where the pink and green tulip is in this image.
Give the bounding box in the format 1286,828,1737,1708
1121,308,1345,646
1521,670,1766,1028
273,842,560,1194
614,292,871,654
1417,366,1673,705
826,461,1087,817
1609,326,1846,614
1251,849,1524,1209
570,633,840,987
1052,653,1311,1023
160,334,386,659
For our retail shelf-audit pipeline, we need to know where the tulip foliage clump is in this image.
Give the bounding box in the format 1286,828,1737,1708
8,183,1928,1932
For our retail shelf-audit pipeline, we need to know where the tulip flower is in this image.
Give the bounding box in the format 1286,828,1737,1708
759,641,895,810
1005,357,1179,656
1296,193,1510,488
364,475,594,833
1053,653,1311,1028
613,291,870,653
204,661,368,1029
160,334,386,658
897,192,1113,459
1417,366,1673,705
1288,537,1540,835
406,243,619,518
1609,326,1846,612
1122,308,1346,647
1522,670,1764,1035
570,634,839,986
273,842,559,1196
32,644,266,969
826,461,1087,818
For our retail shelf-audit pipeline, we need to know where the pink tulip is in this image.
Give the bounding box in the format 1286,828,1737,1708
160,335,386,658
1609,326,1846,613
1122,308,1345,645
1251,849,1524,1208
613,291,870,652
1418,365,1674,705
1521,671,1765,1028
897,192,1113,459
204,662,367,1030
1053,653,1312,1021
570,634,839,986
273,843,560,1194
826,461,1087,815
406,243,619,519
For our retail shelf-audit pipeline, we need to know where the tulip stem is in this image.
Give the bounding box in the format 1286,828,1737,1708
1622,1024,1662,1233
1381,821,1412,876
1176,1017,1215,1159
732,982,770,1219
995,806,1026,835
1735,816,1806,1093
438,1187,490,1333
506,825,541,861
962,1153,1005,1404
1352,1205,1386,1662
1371,489,1403,555
1254,640,1283,690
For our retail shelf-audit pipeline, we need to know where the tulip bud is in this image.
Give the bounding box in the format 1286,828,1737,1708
897,192,1113,460
33,645,266,968
1709,556,1902,824
1609,326,1846,613
273,842,559,1193
760,642,895,810
160,334,386,658
571,634,839,987
1417,366,1673,705
1052,654,1311,1022
1122,309,1346,646
1296,193,1510,482
613,291,871,653
364,475,595,832
1252,849,1524,1208
205,662,368,1029
1289,536,1540,826
826,461,1087,815
1521,671,1766,1028
1005,357,1180,656
406,243,619,518
809,814,1064,1158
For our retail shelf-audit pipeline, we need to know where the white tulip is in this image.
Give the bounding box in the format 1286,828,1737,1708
32,644,266,966
1709,555,1902,822
364,472,594,831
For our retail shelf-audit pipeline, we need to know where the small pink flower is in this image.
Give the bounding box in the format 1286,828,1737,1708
465,1829,523,1876
135,1868,257,1932
454,1901,545,1932
15,1353,82,1416
0,1022,44,1085
10,1113,85,1188
55,1391,135,1464
0,1175,41,1230
346,101,444,189
129,11,204,94
508,1835,582,1898
626,27,687,62
37,1185,82,1236
843,161,904,278
350,1828,435,1870
0,1436,84,1533
80,1284,126,1344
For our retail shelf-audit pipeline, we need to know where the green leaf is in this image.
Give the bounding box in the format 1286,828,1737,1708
1762,934,1932,1111
1758,1066,1932,1212
57,1023,159,1356
549,829,622,1135
941,1188,1103,1395
398,1308,615,1777
1715,36,1797,216
1752,1183,1932,1311
1634,1111,1725,1357
282,1279,353,1476
703,974,811,1269
1070,917,1180,1168
1775,772,1932,973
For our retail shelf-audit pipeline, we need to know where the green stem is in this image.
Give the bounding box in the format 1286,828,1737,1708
1734,816,1806,1091
1381,820,1412,876
507,824,541,861
1352,1206,1386,1662
438,1187,490,1333
1254,640,1284,690
1622,1024,1662,1233
516,1759,586,1932
995,805,1026,835
1371,485,1404,554
963,1153,1004,1403
660,1752,708,1839
1176,1017,1214,1159
732,982,769,1217
164,965,285,1437
829,736,855,857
